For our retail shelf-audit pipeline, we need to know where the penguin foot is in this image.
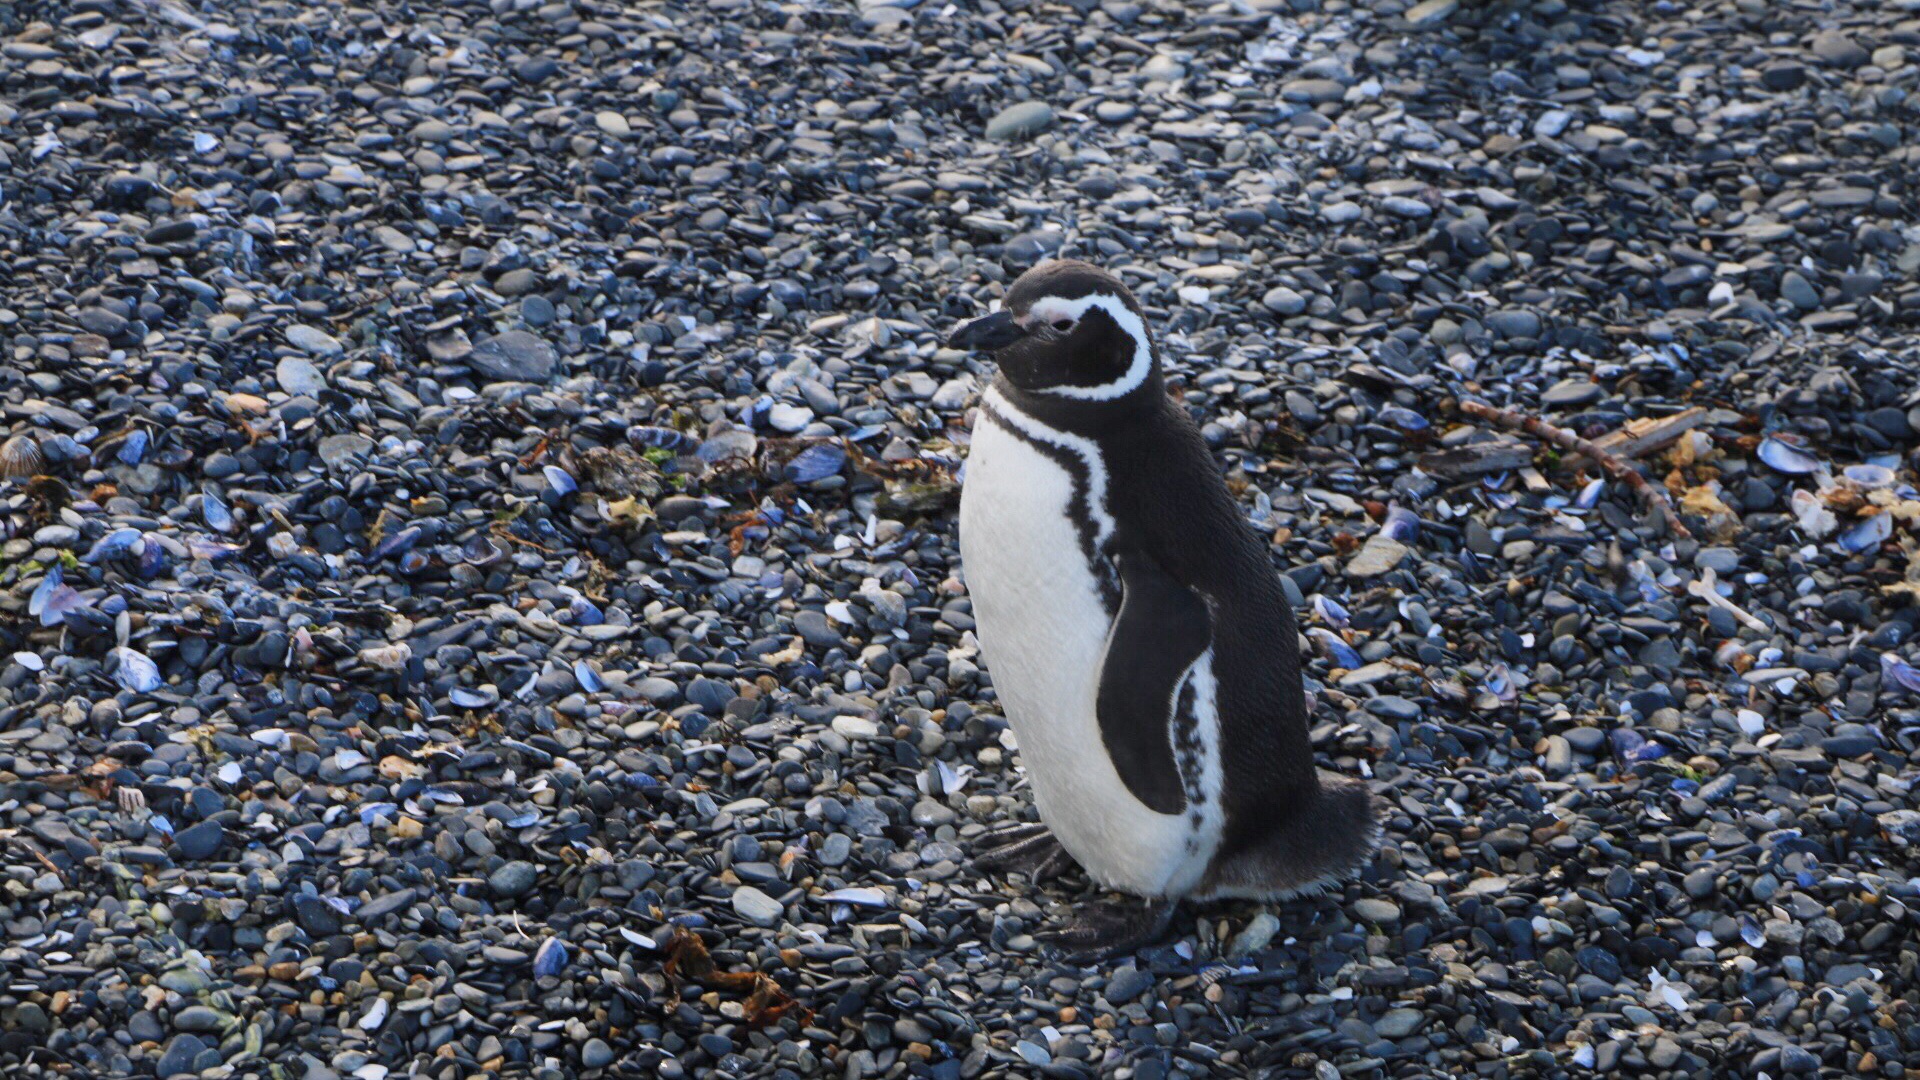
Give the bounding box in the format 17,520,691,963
972,824,1077,883
1036,896,1179,963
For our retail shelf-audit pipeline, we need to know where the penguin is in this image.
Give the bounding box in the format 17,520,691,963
948,259,1384,958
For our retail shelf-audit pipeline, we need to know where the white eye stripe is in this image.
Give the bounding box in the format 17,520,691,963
1025,295,1103,326
1023,293,1154,401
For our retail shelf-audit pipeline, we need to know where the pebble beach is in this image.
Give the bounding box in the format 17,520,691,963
2,0,1919,1078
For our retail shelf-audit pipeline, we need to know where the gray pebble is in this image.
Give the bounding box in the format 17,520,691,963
731,885,784,927
985,101,1054,141
1105,965,1153,1004
488,861,539,898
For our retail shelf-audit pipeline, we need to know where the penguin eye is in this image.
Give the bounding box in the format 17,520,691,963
1051,319,1075,333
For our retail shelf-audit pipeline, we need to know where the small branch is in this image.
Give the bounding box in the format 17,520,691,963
1566,406,1710,468
1416,440,1535,479
1458,399,1692,539
390,308,435,365
4,836,66,887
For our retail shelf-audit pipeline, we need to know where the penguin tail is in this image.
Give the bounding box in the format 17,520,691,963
1196,774,1386,901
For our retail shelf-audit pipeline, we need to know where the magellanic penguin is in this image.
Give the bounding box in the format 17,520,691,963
949,259,1385,958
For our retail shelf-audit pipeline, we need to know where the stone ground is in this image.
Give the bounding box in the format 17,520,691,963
2,0,1919,1078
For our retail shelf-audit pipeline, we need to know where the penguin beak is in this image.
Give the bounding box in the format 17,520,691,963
947,310,1028,352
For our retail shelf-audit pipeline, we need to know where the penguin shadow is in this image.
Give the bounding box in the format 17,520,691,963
972,821,1368,968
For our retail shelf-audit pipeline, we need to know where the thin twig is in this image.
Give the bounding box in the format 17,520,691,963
1565,406,1709,468
1458,399,1692,539
391,307,434,365
5,837,67,886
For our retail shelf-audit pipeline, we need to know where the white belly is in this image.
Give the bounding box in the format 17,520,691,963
959,401,1220,897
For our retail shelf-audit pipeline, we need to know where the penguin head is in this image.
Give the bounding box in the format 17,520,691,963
947,260,1156,401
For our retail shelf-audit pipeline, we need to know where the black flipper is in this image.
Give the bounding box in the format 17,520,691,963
1096,547,1212,815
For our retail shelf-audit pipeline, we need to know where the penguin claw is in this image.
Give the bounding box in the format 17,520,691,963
1034,847,1075,881
978,822,1052,845
972,825,1078,882
1035,897,1179,964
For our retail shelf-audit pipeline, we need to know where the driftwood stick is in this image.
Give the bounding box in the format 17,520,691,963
1566,406,1710,467
1416,440,1534,479
1458,399,1692,539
